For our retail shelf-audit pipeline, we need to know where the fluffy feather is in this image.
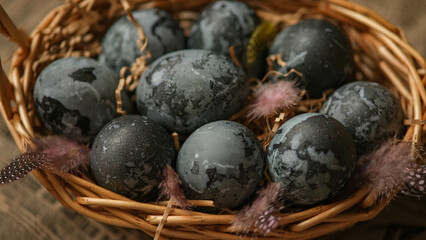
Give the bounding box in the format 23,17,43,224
33,136,90,174
0,136,90,184
248,80,300,119
352,139,425,202
159,165,191,209
232,182,283,235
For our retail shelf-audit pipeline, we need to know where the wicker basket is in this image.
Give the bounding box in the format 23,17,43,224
0,0,425,239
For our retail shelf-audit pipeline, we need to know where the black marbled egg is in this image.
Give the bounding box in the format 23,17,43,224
98,8,185,74
269,19,354,98
176,120,265,210
268,113,356,205
188,0,259,63
33,57,134,143
90,115,176,201
136,49,249,135
320,81,404,155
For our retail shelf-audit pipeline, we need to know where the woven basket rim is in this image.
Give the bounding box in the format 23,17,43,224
1,0,425,239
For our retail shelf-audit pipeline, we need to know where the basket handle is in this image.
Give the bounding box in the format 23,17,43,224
0,4,30,50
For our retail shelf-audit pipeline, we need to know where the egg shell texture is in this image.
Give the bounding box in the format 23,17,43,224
176,120,265,210
269,19,354,98
267,113,356,205
188,0,259,62
136,49,249,135
98,8,185,74
33,57,133,143
90,115,176,202
320,81,404,155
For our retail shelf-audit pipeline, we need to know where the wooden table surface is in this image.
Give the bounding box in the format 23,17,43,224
1,0,425,239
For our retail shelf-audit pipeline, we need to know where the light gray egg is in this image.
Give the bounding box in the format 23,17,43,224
176,120,265,210
99,8,185,74
320,81,404,154
33,57,134,143
136,49,249,135
268,113,356,205
90,115,176,202
188,0,259,63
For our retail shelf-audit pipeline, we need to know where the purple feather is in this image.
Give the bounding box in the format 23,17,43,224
1,136,90,184
351,139,425,203
1,153,48,184
232,182,284,235
159,165,191,209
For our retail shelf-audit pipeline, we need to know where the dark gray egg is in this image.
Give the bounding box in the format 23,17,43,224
320,81,404,155
98,8,185,74
268,113,356,205
33,57,134,143
136,49,249,135
176,120,265,210
90,115,176,202
188,0,259,63
269,19,354,98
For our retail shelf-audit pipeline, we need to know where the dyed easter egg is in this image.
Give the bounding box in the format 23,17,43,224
99,8,185,74
136,49,249,135
267,113,356,205
90,115,176,201
33,57,134,143
320,81,404,154
269,19,354,98
188,0,259,63
176,120,265,209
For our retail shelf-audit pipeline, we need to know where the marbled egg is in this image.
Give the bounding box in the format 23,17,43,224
99,8,185,74
136,49,249,135
90,115,176,201
33,57,134,143
188,0,259,63
176,120,265,210
269,19,354,98
268,113,356,205
320,81,404,154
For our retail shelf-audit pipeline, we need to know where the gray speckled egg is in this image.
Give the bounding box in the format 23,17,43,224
90,115,176,201
33,57,134,143
99,8,185,74
176,120,265,210
320,81,404,155
268,113,356,205
136,49,249,135
269,19,354,98
188,0,259,63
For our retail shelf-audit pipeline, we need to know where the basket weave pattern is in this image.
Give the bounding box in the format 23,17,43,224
0,0,425,239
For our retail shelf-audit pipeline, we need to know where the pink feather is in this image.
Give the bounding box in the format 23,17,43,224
33,136,90,174
352,139,425,203
232,182,284,235
159,165,191,209
1,136,90,184
248,80,300,119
